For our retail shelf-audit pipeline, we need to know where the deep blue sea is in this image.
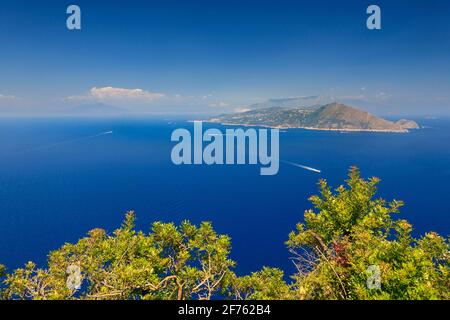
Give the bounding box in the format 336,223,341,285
0,117,449,276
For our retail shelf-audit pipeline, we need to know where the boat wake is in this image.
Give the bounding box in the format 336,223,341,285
16,131,113,154
281,160,322,173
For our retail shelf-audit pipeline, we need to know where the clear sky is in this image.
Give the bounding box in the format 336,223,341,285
0,0,449,115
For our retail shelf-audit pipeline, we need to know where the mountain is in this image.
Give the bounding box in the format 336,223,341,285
395,119,421,129
250,96,336,109
67,103,127,115
208,103,420,133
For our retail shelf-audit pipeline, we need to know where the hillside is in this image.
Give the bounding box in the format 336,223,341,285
208,103,420,133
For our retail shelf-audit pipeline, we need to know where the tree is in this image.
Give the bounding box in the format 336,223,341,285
286,167,449,300
0,264,6,299
229,267,291,300
3,212,235,300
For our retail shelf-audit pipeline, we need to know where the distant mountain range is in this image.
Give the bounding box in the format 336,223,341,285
66,103,127,115
208,103,420,133
249,96,336,110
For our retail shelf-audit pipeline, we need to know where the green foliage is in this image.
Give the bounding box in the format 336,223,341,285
1,167,448,300
286,167,449,300
0,264,5,299
230,267,291,300
3,211,235,300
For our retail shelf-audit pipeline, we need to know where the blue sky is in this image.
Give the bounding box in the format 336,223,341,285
0,0,449,115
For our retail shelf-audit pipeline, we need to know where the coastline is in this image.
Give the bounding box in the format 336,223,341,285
198,120,410,133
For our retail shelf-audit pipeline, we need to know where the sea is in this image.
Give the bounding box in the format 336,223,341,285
0,116,449,276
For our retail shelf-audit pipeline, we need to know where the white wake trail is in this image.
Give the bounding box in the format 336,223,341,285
16,131,113,154
281,160,322,173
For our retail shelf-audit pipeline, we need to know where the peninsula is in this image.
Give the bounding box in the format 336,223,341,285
207,103,420,133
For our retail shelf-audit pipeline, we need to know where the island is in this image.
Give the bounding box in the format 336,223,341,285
207,103,420,133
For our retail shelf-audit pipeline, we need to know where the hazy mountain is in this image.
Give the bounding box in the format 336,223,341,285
208,103,420,133
67,103,127,115
250,96,336,109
